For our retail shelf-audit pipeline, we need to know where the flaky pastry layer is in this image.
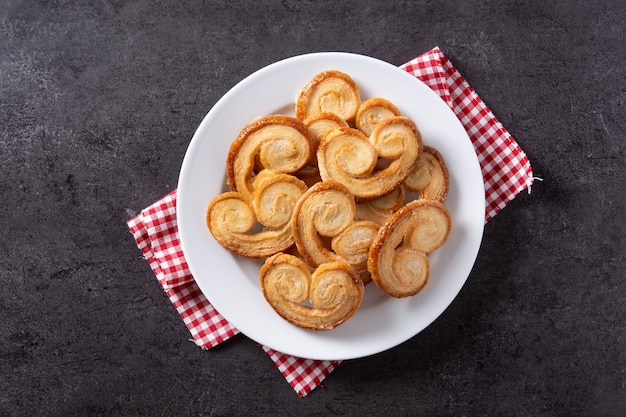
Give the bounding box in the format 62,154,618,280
226,115,314,202
295,70,361,123
260,253,364,330
403,145,449,202
317,117,422,200
368,199,452,297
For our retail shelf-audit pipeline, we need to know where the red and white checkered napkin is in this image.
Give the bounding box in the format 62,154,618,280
400,47,534,221
127,46,534,397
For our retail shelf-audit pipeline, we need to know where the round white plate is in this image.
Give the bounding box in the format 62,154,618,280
177,52,485,361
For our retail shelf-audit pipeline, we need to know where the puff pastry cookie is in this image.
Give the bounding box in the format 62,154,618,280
296,112,350,186
291,181,380,284
295,70,361,123
206,172,307,258
317,117,422,200
368,199,452,298
355,97,401,136
403,145,449,202
355,184,405,225
291,181,356,267
260,253,364,330
226,115,314,202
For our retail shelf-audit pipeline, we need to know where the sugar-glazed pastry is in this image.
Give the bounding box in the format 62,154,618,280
226,115,314,203
291,181,356,268
355,184,405,225
368,199,452,298
355,97,401,136
295,112,349,187
403,145,449,202
331,220,380,283
317,117,422,200
259,253,364,330
251,171,309,230
303,112,349,149
206,172,307,258
295,70,361,123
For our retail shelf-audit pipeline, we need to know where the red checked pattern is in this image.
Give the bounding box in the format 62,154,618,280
127,47,533,397
127,191,238,349
262,347,340,395
400,47,534,221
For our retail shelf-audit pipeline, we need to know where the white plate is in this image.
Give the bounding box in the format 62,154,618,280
177,52,485,361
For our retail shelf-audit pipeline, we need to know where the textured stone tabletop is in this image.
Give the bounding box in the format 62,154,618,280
1,1,624,415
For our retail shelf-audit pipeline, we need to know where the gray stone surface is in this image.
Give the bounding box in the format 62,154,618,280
1,1,624,415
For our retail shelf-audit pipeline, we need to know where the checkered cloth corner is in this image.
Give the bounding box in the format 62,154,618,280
127,191,238,349
401,46,534,222
127,46,535,397
127,190,338,396
262,347,341,397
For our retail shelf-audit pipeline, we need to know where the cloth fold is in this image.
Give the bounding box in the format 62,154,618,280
127,46,533,397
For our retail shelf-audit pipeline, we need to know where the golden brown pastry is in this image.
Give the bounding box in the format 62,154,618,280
303,112,350,149
291,181,379,284
226,115,314,202
206,172,307,258
331,220,379,283
291,181,356,268
294,112,349,187
355,184,405,225
403,145,449,202
259,253,364,330
295,70,361,123
317,117,422,200
368,199,452,298
251,171,309,229
355,97,402,136
402,201,452,253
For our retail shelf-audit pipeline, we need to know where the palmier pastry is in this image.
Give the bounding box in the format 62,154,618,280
291,181,378,283
355,97,401,136
226,115,314,202
291,181,356,268
368,199,452,298
355,184,405,225
296,113,349,186
317,117,422,200
303,112,350,149
295,70,361,124
403,145,449,202
331,220,379,283
259,253,364,330
206,172,307,258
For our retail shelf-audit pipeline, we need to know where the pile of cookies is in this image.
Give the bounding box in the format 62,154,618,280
206,70,451,330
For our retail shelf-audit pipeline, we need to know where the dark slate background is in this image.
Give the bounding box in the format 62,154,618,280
1,1,624,416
